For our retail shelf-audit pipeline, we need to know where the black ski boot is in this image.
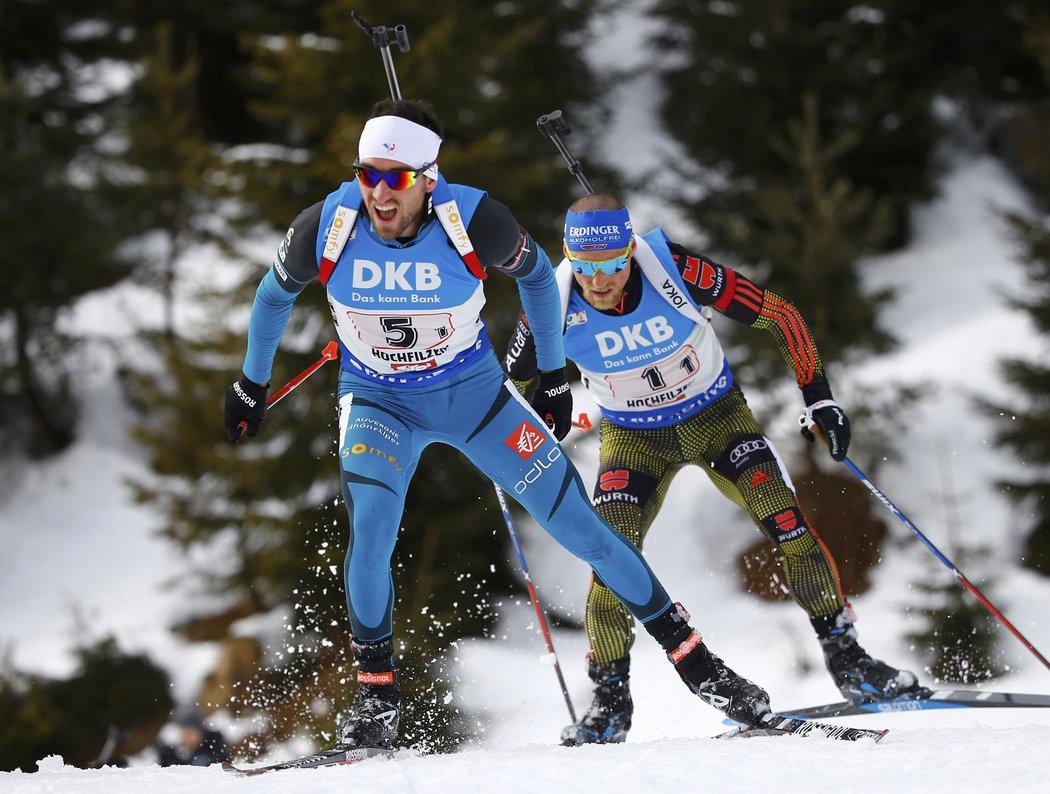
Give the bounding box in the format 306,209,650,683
336,639,401,750
561,657,633,746
646,603,771,727
814,607,929,702
675,639,771,726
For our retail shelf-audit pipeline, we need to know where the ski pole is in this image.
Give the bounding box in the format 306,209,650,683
536,110,595,194
238,340,339,439
493,482,578,722
841,454,1050,673
351,11,410,100
801,415,1050,672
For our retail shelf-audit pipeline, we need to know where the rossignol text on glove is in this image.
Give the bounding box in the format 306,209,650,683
224,376,269,443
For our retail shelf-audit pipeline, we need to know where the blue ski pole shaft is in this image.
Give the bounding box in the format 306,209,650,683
493,483,577,722
843,455,1050,672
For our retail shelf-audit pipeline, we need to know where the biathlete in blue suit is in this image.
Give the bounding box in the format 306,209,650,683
223,99,771,752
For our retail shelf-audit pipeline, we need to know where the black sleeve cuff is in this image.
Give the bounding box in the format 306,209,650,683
801,375,834,406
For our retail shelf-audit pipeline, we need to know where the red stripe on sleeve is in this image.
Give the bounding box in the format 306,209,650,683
761,295,817,381
733,279,764,312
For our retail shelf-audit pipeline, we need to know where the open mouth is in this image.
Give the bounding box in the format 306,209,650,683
374,204,397,223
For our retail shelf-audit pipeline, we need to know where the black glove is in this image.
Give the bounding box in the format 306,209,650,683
223,376,268,443
530,368,572,441
800,399,851,462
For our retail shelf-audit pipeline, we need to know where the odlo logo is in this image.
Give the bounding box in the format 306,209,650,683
513,446,562,495
505,420,546,460
599,470,630,492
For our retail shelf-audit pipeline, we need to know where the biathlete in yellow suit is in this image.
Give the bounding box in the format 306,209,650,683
505,192,927,746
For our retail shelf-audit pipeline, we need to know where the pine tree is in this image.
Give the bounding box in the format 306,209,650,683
650,0,952,376
905,546,1005,683
0,637,172,772
646,1,937,605
981,11,1050,575
906,580,1006,684
650,1,1049,375
900,444,1006,683
114,21,220,339
737,89,897,366
0,1,132,456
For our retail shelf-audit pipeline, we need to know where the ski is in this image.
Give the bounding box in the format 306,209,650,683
221,746,394,776
784,689,1050,720
714,713,888,743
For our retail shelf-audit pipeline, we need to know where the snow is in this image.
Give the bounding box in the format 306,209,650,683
4,19,1050,792
2,724,1047,793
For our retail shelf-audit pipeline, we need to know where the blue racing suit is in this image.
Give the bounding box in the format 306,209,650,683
241,178,672,641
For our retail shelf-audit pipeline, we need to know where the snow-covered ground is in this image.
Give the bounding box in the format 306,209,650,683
6,718,1049,794
3,9,1050,789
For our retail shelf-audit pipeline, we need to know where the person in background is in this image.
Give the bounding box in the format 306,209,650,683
505,192,927,746
223,99,775,754
155,709,230,766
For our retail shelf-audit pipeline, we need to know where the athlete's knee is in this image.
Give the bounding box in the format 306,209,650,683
347,544,395,575
759,506,813,547
344,507,399,572
568,525,621,566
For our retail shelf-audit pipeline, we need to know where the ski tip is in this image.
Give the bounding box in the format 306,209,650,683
221,760,257,775
220,745,397,776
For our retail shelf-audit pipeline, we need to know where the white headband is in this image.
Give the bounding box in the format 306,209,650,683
358,116,441,178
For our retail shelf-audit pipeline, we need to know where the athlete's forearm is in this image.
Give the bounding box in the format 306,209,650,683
243,270,300,385
504,310,539,382
750,289,825,389
514,245,565,373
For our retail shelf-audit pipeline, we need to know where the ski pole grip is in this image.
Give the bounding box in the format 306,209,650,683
799,410,828,446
